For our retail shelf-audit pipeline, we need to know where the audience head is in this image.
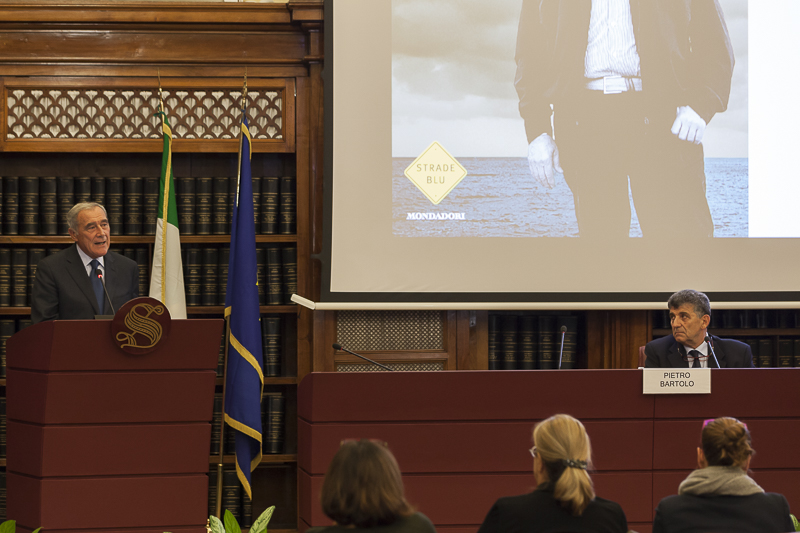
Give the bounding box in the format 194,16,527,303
320,439,414,527
532,414,595,516
698,417,754,471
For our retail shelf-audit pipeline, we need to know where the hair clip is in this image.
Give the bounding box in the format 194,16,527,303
562,458,587,470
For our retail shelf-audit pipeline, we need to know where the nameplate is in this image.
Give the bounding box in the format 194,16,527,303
642,368,711,394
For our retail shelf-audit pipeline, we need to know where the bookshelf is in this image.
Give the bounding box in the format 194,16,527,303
0,1,323,528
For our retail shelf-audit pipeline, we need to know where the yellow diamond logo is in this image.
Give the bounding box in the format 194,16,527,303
404,141,467,205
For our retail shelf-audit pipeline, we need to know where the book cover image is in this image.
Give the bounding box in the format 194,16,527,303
391,0,750,239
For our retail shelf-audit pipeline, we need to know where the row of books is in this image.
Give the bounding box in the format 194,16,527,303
209,467,255,528
488,314,580,370
0,243,298,308
0,319,32,378
745,337,800,367
216,316,285,378
210,392,286,456
177,175,296,236
185,244,297,307
653,309,800,330
0,174,296,236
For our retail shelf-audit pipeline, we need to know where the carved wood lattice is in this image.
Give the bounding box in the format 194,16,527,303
6,88,283,140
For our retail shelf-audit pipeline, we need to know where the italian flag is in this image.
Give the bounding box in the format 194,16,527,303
149,113,187,319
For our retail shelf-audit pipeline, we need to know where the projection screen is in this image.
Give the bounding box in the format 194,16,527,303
320,0,800,308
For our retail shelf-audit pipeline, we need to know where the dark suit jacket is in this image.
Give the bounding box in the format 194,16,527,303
653,492,793,533
514,0,735,142
644,334,754,368
31,244,139,323
477,485,628,533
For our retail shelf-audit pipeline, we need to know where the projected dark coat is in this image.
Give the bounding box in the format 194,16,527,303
643,333,754,368
514,0,735,239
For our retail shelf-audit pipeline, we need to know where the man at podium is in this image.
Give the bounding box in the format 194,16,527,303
31,202,139,323
644,290,754,369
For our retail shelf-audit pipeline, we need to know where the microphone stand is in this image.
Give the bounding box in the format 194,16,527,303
333,344,394,371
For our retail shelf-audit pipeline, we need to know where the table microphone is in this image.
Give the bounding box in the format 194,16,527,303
96,266,116,315
704,335,721,368
332,343,393,371
557,325,567,369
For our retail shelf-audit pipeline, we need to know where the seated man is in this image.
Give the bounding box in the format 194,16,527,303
645,290,754,368
31,202,139,323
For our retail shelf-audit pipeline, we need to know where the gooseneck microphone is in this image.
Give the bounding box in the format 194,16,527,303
704,335,721,368
332,343,394,371
557,325,567,369
96,266,116,315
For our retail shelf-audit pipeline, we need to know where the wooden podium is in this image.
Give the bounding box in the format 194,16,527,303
298,369,800,533
6,317,223,533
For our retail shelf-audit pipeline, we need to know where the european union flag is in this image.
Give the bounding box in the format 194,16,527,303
224,110,263,500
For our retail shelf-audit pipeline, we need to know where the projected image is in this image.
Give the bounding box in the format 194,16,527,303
392,0,748,238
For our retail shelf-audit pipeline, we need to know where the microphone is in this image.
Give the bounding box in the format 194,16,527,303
557,325,567,369
704,335,721,368
96,266,116,315
332,343,394,372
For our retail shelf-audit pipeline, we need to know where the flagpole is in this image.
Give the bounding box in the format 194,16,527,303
216,72,249,517
156,71,170,304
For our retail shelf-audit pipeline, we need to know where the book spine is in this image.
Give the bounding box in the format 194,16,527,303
74,176,92,203
0,250,10,307
177,176,196,235
557,315,579,369
0,320,16,379
281,246,297,305
778,339,793,367
500,315,519,370
143,176,159,235
261,176,279,235
537,316,556,369
135,247,148,298
0,177,3,235
0,396,5,459
202,247,219,306
27,249,45,308
11,249,27,307
227,171,238,235
106,177,124,230
263,393,285,454
519,315,537,370
262,316,282,377
210,392,223,455
262,246,275,306
794,339,800,367
39,176,58,236
3,177,18,235
218,246,230,307
217,334,226,377
57,177,74,235
0,468,5,520
251,176,261,234
241,492,253,529
213,176,228,235
256,246,267,305
91,176,106,207
488,315,499,370
758,338,774,367
196,177,213,235
208,469,218,519
20,176,39,235
221,468,242,523
279,176,297,235
124,176,144,236
185,246,201,307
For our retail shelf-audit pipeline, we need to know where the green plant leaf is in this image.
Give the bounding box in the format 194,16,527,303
208,514,225,533
0,520,16,533
250,505,275,533
31,529,41,533
224,509,242,533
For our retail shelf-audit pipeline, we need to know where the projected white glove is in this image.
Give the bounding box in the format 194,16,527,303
527,133,563,189
671,105,706,145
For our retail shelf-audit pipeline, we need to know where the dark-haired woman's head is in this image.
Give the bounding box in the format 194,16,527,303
320,440,414,528
532,414,595,516
699,417,754,471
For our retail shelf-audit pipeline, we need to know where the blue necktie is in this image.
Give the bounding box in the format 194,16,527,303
689,349,702,368
89,259,105,313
